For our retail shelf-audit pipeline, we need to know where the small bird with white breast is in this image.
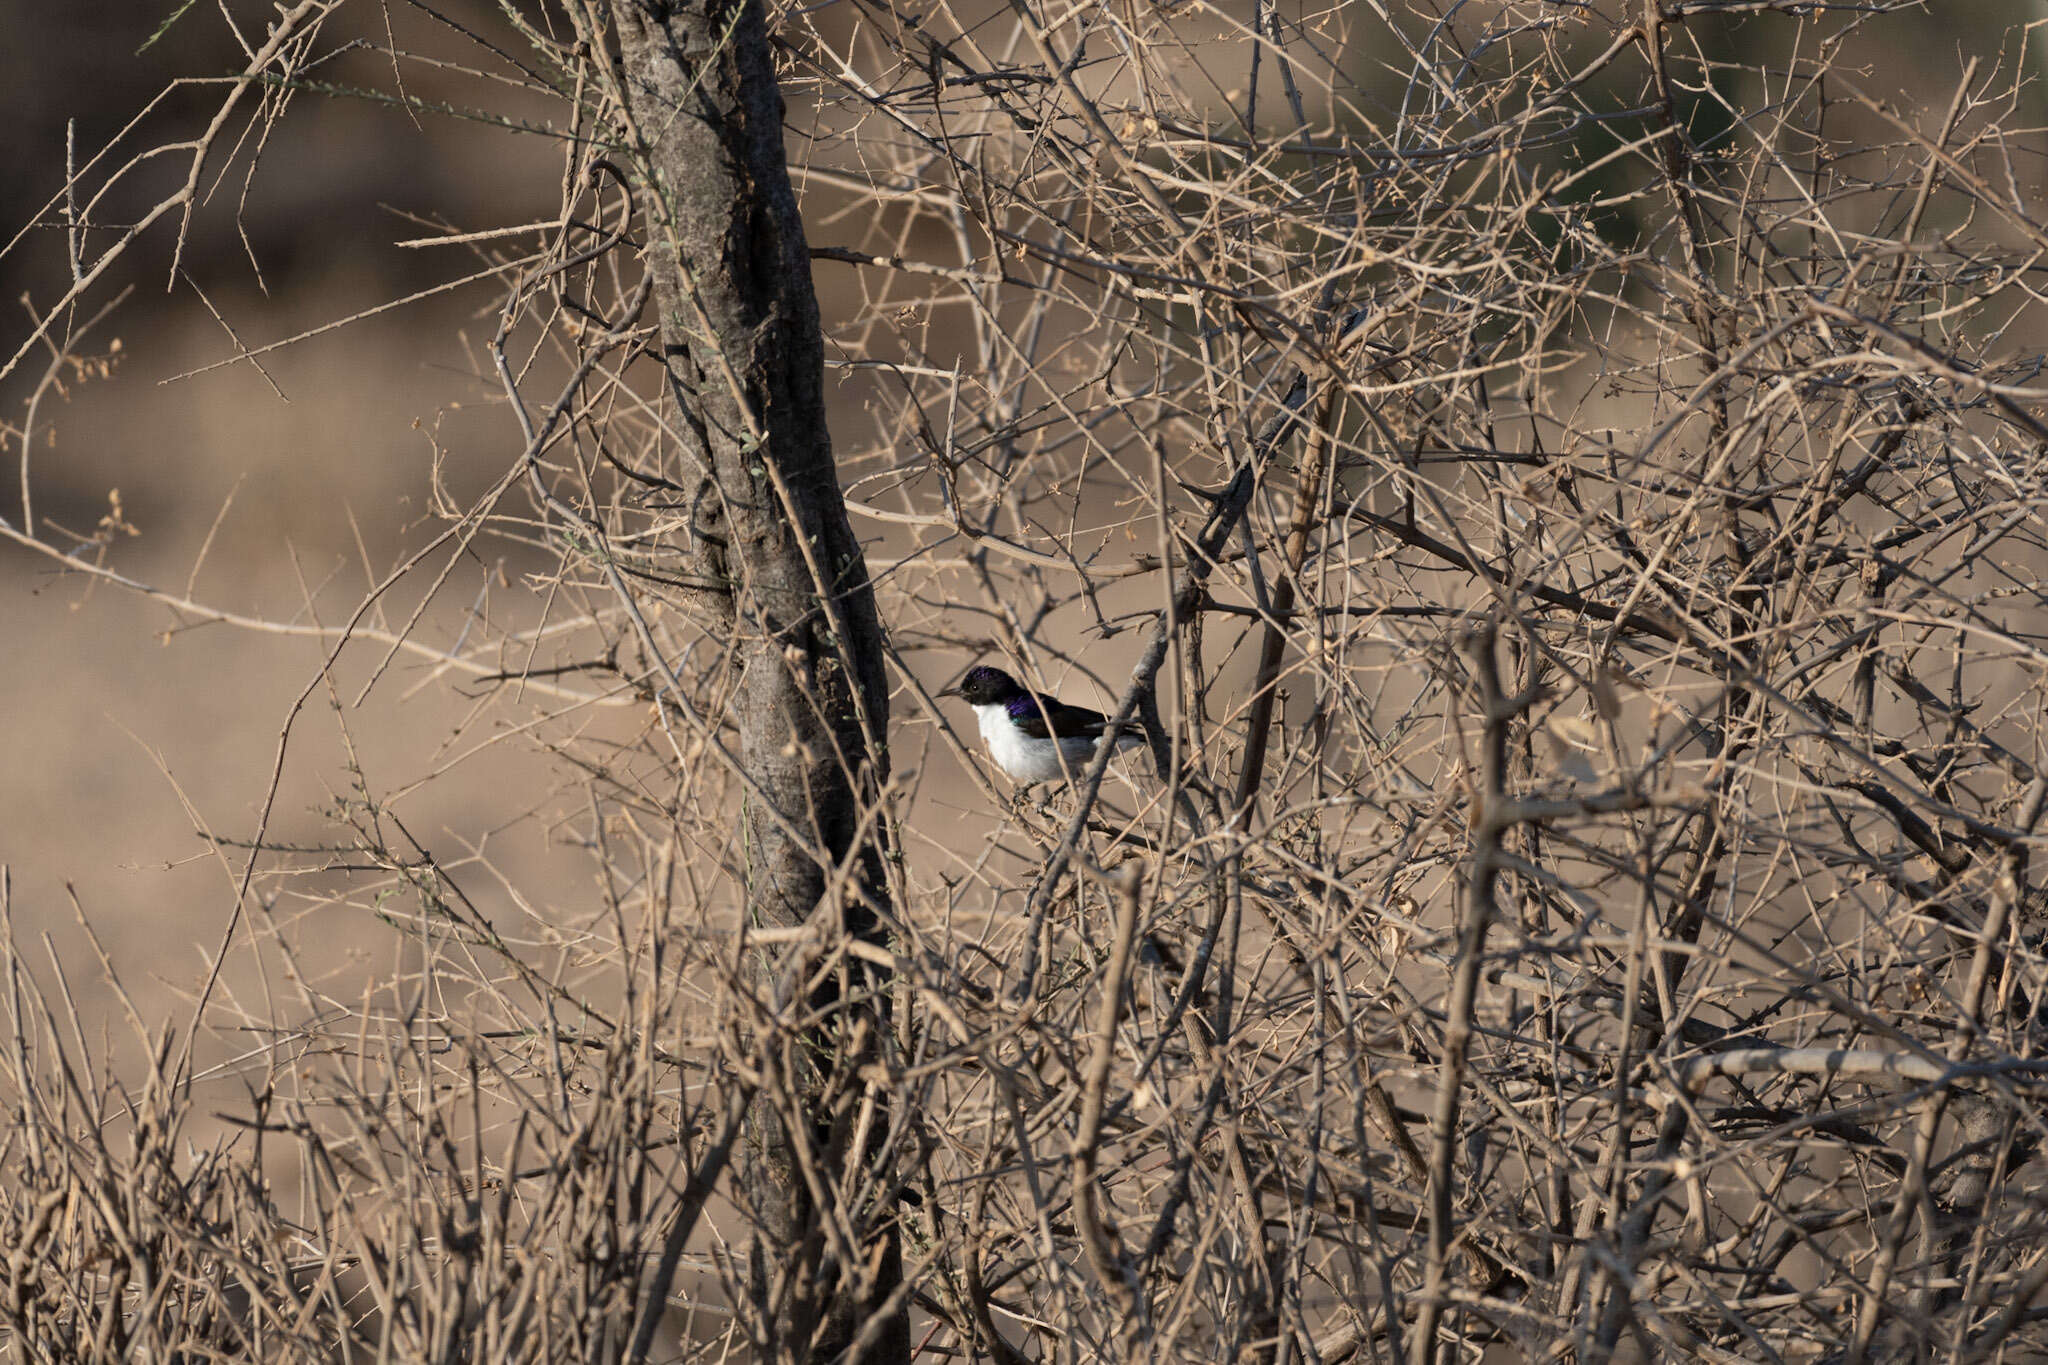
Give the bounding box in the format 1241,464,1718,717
941,665,1147,786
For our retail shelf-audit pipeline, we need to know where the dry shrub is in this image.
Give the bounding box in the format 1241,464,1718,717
4,1,2048,1361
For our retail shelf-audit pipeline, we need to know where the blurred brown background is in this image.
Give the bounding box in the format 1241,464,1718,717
0,0,2028,1022
0,4,576,1022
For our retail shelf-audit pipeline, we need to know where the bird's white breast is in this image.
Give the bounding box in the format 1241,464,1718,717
974,703,1098,783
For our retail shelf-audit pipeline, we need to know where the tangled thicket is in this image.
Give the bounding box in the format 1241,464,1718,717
5,1,2048,1361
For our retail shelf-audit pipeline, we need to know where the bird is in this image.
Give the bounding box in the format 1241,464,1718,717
940,665,1147,785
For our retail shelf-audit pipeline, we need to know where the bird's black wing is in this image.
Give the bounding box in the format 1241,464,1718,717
1006,695,1111,741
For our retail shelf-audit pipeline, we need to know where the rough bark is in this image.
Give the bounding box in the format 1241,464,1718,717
608,2,902,1360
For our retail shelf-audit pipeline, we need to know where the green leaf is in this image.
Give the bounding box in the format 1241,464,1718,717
136,0,200,56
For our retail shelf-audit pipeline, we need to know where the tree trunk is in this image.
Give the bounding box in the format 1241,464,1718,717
607,2,903,1360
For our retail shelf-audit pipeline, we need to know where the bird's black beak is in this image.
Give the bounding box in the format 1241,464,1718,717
936,684,961,699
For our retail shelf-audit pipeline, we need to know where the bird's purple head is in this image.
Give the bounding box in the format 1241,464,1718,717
947,666,1026,706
